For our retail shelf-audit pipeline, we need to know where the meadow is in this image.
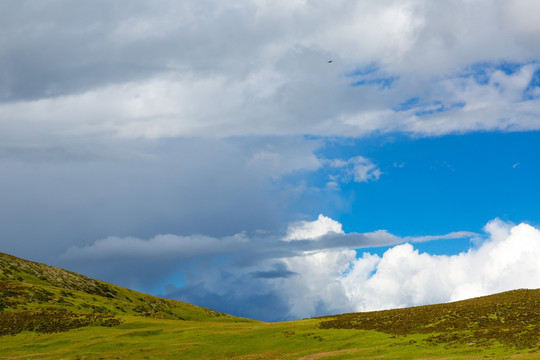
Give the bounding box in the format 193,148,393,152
3,315,540,359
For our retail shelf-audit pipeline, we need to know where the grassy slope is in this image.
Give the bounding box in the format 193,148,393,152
0,252,237,321
318,289,540,349
2,251,540,359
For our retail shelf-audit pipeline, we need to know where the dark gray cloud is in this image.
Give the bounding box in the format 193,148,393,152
250,263,297,279
0,137,321,264
0,0,279,102
0,1,167,101
168,282,292,322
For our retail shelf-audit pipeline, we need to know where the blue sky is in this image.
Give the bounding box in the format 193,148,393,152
2,1,540,321
318,131,540,236
271,129,540,260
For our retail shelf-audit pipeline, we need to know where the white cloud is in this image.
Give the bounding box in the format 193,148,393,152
6,60,538,141
340,219,540,312
325,156,382,187
392,63,540,136
162,218,540,320
246,218,540,319
283,214,344,241
2,1,540,144
279,249,356,319
349,157,382,183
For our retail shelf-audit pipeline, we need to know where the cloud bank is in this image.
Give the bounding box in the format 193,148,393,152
61,215,540,321
63,214,475,262
164,218,540,321
341,219,540,313
2,0,540,148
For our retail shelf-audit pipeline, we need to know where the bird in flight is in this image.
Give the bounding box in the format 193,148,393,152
328,60,333,63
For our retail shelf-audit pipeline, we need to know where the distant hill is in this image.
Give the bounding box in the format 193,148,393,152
318,288,540,349
0,251,240,336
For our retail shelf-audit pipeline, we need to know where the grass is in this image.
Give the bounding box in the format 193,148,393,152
3,316,540,359
2,251,540,359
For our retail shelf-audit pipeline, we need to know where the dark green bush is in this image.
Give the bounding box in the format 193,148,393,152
0,310,122,336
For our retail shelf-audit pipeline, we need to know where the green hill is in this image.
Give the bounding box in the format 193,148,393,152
0,251,237,324
2,251,540,359
318,289,540,349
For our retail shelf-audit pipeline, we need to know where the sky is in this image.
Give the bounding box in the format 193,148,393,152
2,0,540,321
